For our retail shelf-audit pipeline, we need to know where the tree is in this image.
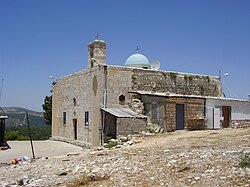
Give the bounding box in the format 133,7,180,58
42,95,52,125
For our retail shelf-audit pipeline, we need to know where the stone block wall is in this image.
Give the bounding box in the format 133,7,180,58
231,120,250,128
167,97,205,131
131,69,223,97
52,66,105,147
106,66,134,108
117,118,147,136
165,102,176,132
140,95,205,132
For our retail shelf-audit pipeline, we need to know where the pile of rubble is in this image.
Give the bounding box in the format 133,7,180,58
146,118,164,133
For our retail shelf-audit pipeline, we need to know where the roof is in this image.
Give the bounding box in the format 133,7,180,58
132,91,250,103
0,116,8,119
101,108,147,118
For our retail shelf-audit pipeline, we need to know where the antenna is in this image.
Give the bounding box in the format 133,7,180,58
150,60,161,70
0,78,4,102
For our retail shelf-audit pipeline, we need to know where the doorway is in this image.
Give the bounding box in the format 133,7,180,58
176,104,185,130
73,119,77,140
222,106,231,128
103,113,117,143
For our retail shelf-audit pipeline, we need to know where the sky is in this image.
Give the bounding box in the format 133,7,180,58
0,0,250,112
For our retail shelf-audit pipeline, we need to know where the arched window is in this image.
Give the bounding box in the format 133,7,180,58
119,94,125,104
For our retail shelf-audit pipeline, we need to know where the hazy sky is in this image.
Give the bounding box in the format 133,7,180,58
0,0,250,111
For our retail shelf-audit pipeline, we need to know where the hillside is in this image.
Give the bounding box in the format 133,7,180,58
0,128,249,186
1,107,45,127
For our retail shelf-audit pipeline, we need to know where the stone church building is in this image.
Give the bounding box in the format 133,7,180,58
52,39,249,148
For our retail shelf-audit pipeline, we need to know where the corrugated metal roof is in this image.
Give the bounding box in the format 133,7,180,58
101,108,147,118
132,91,250,103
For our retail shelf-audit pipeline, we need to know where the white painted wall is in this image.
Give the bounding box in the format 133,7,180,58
206,98,250,129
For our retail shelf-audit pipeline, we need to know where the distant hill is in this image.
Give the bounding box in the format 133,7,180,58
1,107,45,127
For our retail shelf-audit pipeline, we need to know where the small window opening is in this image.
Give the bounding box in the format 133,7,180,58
85,111,89,126
119,94,125,104
73,97,76,106
143,67,148,69
63,112,66,124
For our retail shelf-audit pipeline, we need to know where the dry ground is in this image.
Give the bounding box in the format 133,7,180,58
0,128,249,187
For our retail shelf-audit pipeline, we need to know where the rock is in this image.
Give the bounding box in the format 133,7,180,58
194,177,200,180
97,146,104,151
116,145,122,148
119,136,128,142
127,134,132,141
164,149,171,153
58,172,68,176
127,141,134,145
169,160,177,164
67,152,80,157
17,176,29,185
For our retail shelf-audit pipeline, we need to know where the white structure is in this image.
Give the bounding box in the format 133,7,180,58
206,97,250,129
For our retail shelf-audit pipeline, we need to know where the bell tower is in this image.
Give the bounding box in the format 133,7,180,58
88,39,106,68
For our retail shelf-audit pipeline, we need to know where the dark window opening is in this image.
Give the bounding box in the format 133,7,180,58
73,97,76,106
143,67,148,69
85,111,89,126
63,112,66,124
119,94,125,104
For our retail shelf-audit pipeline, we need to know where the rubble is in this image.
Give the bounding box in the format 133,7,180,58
146,118,164,133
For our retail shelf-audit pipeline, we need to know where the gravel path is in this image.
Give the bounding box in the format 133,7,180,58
0,128,249,187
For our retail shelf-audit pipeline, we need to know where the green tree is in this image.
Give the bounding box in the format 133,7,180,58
42,95,52,125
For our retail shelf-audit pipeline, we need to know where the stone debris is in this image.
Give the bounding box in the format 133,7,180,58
147,118,164,133
130,99,145,115
0,128,249,186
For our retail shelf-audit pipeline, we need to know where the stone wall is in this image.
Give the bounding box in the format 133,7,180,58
117,118,147,136
231,120,250,128
167,97,205,131
106,66,134,108
132,69,223,97
52,66,105,147
140,95,205,132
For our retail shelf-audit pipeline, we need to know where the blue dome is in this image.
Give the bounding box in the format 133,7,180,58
125,53,150,68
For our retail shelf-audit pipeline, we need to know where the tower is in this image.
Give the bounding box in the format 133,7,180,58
88,40,106,68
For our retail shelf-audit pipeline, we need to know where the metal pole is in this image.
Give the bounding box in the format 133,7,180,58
0,78,4,102
26,112,35,159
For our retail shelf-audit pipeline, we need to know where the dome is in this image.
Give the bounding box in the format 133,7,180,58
125,53,150,69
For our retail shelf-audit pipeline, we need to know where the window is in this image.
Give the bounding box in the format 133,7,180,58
73,97,76,106
151,102,158,119
85,111,89,126
63,112,66,124
119,94,125,104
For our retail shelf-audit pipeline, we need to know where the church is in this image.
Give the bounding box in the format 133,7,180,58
52,39,250,148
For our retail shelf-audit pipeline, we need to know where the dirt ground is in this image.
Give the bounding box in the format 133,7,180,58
0,128,249,187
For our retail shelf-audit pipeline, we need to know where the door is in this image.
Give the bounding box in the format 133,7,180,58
222,106,231,128
73,119,77,140
213,108,220,129
176,104,185,130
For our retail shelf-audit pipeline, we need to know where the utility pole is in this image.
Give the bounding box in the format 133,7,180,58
26,112,35,159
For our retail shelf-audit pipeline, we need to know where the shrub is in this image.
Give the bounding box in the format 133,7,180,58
239,153,250,168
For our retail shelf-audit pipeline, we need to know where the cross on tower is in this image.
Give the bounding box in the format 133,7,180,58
135,45,140,53
96,32,101,40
